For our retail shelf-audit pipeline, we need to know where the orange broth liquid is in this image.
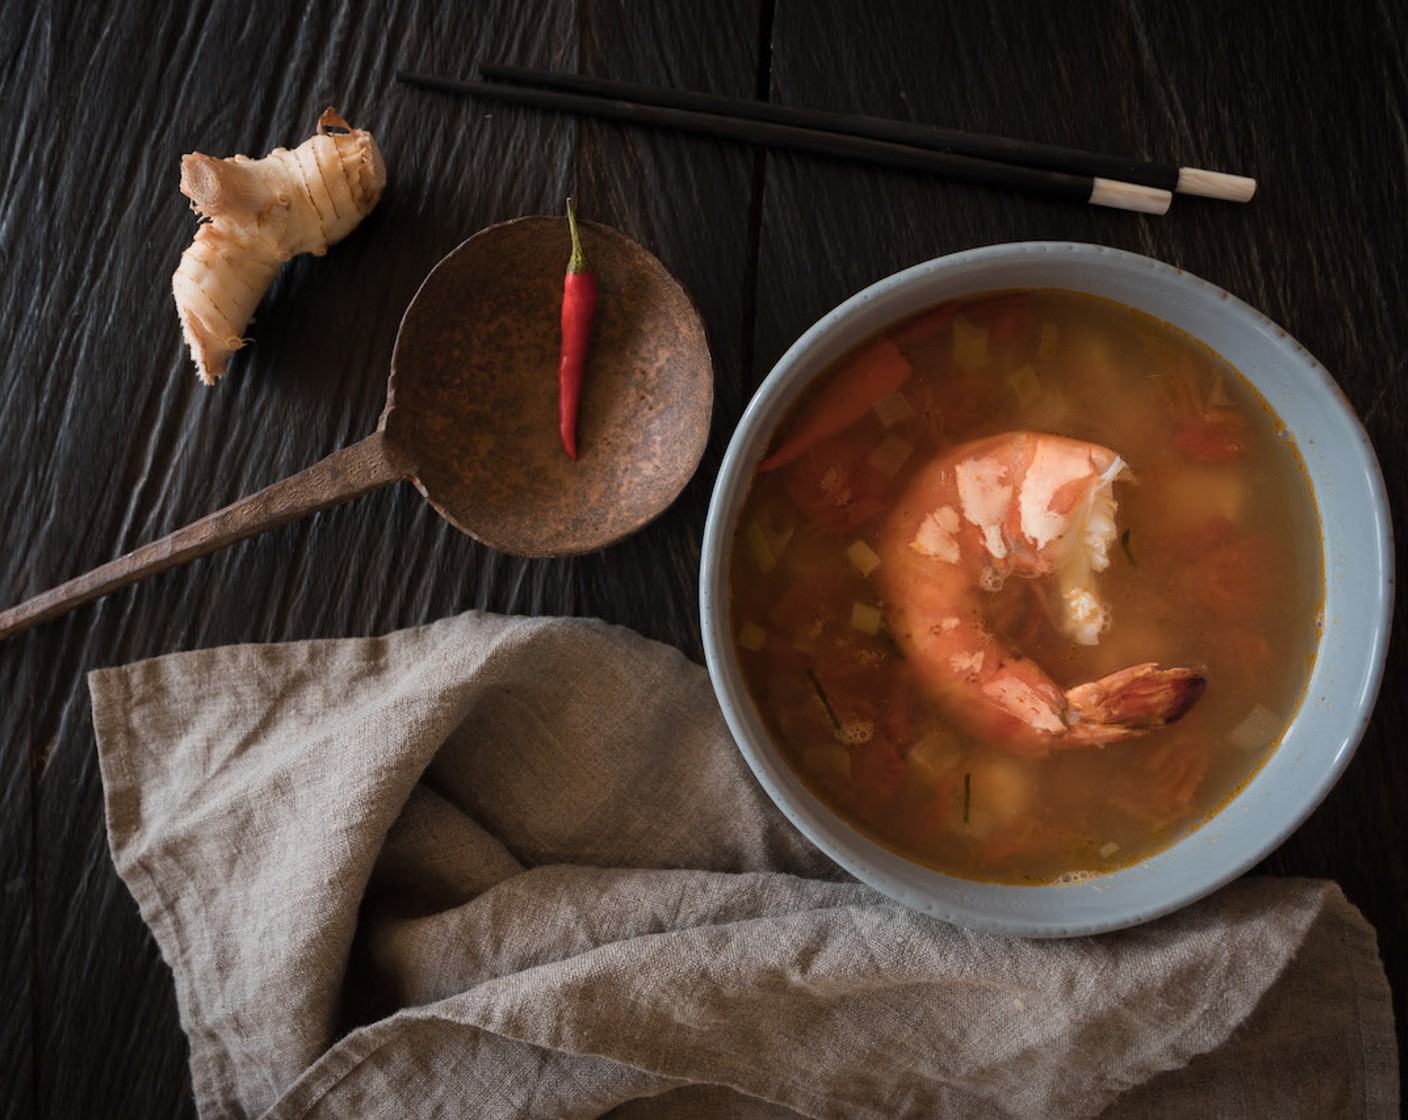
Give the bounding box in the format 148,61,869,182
729,289,1322,884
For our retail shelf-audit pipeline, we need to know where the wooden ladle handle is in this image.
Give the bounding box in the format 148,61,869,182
0,430,412,641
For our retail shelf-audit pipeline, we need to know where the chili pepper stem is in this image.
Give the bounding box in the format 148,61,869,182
566,197,588,274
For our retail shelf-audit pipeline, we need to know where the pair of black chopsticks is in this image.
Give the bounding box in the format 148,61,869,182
396,64,1255,215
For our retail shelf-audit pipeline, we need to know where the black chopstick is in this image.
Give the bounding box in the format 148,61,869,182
479,64,1255,204
395,70,1171,215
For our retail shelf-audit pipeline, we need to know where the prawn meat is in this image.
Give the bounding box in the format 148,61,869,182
876,431,1204,756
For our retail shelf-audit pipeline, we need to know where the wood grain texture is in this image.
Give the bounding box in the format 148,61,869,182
0,0,1403,1116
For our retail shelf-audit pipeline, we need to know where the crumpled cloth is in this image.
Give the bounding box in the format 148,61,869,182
88,611,1399,1120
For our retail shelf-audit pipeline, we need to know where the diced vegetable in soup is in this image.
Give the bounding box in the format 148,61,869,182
729,289,1322,884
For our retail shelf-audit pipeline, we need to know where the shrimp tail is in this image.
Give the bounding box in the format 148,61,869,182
1062,663,1207,746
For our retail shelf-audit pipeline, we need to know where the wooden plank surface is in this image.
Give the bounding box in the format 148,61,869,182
0,1,1403,1116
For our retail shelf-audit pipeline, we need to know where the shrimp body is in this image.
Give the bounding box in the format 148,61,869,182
876,432,1204,756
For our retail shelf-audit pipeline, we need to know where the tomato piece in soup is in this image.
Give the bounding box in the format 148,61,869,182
1174,520,1278,622
785,436,893,531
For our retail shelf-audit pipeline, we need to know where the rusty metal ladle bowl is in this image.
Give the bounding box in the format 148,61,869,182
0,216,713,641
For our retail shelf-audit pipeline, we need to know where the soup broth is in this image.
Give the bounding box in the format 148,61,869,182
729,289,1322,884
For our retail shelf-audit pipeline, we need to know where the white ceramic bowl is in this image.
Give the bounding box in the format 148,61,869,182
700,241,1393,937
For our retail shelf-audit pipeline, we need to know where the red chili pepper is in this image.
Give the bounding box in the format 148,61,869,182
558,197,598,460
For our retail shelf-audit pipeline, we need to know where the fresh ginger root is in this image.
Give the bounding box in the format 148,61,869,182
171,108,386,384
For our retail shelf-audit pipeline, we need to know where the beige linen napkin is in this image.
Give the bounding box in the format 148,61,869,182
89,611,1398,1120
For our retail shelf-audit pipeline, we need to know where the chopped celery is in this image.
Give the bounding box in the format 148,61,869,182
746,509,795,573
1229,704,1280,751
850,601,883,634
737,621,767,651
952,315,989,368
907,730,961,785
746,521,776,572
845,539,882,577
872,390,916,428
868,433,913,477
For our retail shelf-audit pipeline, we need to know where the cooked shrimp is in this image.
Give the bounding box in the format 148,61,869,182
876,432,1204,757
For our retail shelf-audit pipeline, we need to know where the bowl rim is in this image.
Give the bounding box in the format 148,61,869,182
700,240,1394,938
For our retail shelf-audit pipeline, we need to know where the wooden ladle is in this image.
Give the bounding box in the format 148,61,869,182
0,216,713,641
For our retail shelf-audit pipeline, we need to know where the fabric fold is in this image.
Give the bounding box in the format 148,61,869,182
89,611,1398,1120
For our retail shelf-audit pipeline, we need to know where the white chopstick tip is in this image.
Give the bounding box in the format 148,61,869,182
1089,177,1172,215
1176,167,1257,202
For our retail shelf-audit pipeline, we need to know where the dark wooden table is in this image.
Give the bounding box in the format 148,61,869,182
2,2,1403,1115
